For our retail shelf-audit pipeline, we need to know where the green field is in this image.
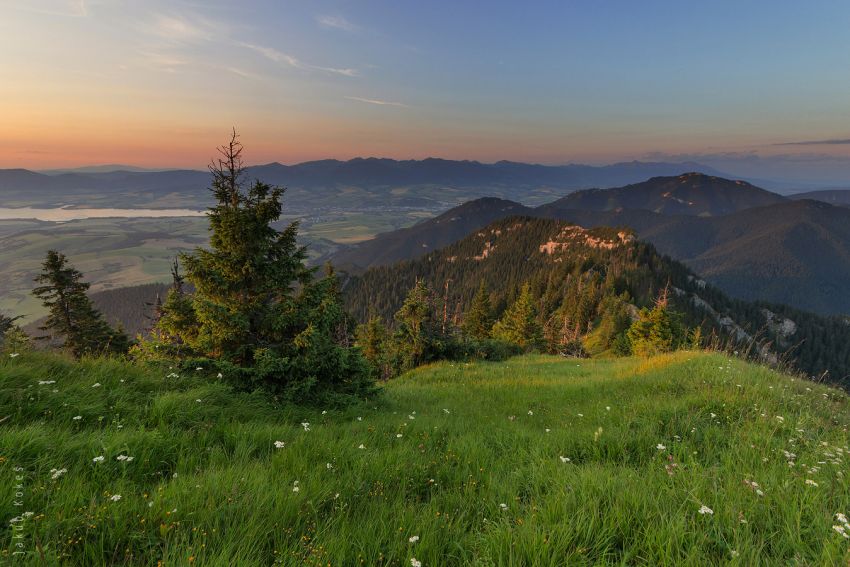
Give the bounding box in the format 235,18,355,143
2,351,850,564
0,209,428,324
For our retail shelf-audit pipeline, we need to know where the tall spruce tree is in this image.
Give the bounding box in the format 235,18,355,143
152,131,373,400
491,283,544,351
462,280,493,339
32,250,128,358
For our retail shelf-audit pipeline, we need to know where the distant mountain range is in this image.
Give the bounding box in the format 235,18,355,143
1,158,734,210
332,173,850,316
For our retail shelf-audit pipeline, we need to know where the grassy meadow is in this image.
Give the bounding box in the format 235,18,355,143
2,351,850,565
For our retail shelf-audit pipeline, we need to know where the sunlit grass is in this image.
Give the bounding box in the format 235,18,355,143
2,351,850,564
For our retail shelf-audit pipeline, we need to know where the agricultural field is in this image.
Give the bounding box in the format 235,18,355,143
0,207,429,324
2,351,850,564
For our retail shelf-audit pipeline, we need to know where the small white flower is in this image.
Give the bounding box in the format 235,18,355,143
545,428,551,433
837,513,848,524
443,409,450,414
274,441,286,449
195,399,202,403
559,456,570,463
9,353,20,358
409,535,420,543
358,444,365,449
698,505,713,515
110,494,122,502
577,413,584,417
91,383,101,388
195,367,202,371
528,410,534,416
292,480,300,492
499,503,508,511
805,479,819,487
116,455,132,462
322,410,328,415
396,433,403,438
50,468,67,480
656,444,666,451
72,416,82,421
326,462,333,470
38,380,56,385
410,559,422,567
92,456,104,463
605,406,611,411
301,422,311,431
357,416,363,421
408,415,416,420
216,373,223,379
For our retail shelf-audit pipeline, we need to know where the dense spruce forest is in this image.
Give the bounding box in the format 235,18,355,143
342,216,850,384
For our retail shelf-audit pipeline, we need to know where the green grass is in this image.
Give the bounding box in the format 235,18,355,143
2,351,850,565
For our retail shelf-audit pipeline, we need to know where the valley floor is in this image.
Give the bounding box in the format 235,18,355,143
2,352,850,565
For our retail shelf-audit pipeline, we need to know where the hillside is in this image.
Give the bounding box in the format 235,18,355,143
790,188,850,207
333,197,532,269
539,172,787,216
343,216,850,382
334,181,850,316
3,351,850,564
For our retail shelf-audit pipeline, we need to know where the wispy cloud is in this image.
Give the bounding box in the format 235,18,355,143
775,138,850,146
317,14,359,33
345,96,408,107
150,13,215,43
239,42,358,77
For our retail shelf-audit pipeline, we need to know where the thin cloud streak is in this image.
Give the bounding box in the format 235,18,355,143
775,138,850,146
317,14,359,32
345,96,408,107
238,42,358,76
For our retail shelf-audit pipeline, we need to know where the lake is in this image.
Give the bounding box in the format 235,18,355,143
0,207,206,222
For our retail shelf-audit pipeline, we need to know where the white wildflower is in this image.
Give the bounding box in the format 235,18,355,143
559,456,570,463
92,456,104,463
9,353,20,358
91,383,101,388
301,422,311,431
656,444,666,451
805,479,819,487
326,463,333,470
38,380,56,385
50,468,67,480
410,559,422,567
528,410,534,416
409,535,420,543
274,441,286,449
698,505,713,515
358,444,365,449
397,433,403,438
72,416,82,421
443,409,450,414
837,513,848,524
110,494,122,502
499,503,508,511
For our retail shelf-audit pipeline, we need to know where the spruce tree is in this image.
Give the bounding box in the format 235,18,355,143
462,280,493,339
32,250,128,358
151,131,372,400
394,280,439,369
491,283,544,351
356,312,391,379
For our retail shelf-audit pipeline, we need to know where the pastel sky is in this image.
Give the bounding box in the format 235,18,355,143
2,0,850,168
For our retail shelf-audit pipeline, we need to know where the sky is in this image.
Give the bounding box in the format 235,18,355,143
2,0,850,172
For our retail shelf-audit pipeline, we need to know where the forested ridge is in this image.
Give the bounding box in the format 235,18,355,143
343,216,850,384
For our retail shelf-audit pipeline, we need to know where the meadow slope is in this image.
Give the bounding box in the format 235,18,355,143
2,352,850,565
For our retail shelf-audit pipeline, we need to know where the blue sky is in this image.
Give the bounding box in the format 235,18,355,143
1,0,850,170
